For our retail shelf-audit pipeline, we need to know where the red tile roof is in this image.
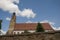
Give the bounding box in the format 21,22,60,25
14,23,53,31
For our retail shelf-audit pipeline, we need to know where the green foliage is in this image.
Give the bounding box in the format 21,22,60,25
36,23,44,32
0,20,2,29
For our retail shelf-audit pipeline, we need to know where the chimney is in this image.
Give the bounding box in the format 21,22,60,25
7,12,16,34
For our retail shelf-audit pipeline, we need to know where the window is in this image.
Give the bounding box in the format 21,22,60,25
17,32,20,34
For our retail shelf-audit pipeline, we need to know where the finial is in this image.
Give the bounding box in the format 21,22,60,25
13,12,15,15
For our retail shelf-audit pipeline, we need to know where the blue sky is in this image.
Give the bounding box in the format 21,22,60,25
0,0,60,31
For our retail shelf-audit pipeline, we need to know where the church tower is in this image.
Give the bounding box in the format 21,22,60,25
7,13,16,34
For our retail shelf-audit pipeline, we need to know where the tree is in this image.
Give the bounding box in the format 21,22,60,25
0,20,2,29
0,20,2,35
36,23,44,32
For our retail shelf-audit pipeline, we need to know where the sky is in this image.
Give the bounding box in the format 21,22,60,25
0,0,60,32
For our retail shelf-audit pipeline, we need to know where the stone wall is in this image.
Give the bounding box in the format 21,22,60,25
0,32,60,40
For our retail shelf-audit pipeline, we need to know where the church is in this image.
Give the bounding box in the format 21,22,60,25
7,13,54,34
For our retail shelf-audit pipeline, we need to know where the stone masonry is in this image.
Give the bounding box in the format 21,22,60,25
0,32,60,40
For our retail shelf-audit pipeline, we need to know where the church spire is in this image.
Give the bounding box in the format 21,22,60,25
7,12,16,34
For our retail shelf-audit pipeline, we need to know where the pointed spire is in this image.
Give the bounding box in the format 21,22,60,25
7,12,16,34
11,12,16,22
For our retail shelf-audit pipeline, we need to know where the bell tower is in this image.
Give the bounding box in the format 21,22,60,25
7,13,16,34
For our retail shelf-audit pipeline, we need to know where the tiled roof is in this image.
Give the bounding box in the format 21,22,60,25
14,23,53,31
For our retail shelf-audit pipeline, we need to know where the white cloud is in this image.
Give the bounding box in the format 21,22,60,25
21,9,36,18
40,20,60,30
0,30,6,35
26,20,38,23
6,17,11,21
0,0,20,13
52,26,60,30
40,20,55,25
26,21,33,23
0,0,36,19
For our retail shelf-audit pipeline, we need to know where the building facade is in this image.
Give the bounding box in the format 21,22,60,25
7,13,54,34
